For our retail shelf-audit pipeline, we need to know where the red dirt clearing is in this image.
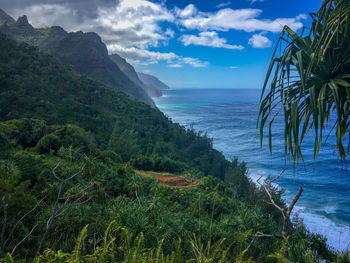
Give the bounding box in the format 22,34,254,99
136,170,199,187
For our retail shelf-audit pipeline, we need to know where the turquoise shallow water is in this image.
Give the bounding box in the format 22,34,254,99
155,88,350,251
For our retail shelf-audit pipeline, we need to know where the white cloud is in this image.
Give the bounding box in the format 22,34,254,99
250,0,265,4
230,66,239,69
216,2,231,8
164,28,175,38
174,4,197,18
179,31,244,50
13,0,208,67
168,64,183,68
176,5,306,33
96,0,174,49
182,57,209,67
16,1,175,51
11,1,305,67
248,33,272,48
107,44,209,67
13,4,81,31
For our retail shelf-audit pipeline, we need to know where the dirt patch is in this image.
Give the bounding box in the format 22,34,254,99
136,170,199,188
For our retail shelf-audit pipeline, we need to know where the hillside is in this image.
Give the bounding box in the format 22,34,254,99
0,11,155,107
110,53,162,98
0,32,232,178
0,31,339,262
138,72,170,90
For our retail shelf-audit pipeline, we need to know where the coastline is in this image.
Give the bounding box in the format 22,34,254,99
155,88,350,252
248,171,350,251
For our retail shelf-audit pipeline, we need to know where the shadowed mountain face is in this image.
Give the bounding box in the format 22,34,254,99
138,72,170,91
0,10,155,107
0,8,15,26
110,53,162,98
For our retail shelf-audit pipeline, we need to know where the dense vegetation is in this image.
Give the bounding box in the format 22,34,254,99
0,10,349,263
0,13,154,106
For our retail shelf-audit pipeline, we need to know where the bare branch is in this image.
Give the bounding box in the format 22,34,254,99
257,175,285,217
268,168,286,184
286,187,303,218
38,162,87,254
52,161,63,182
249,232,283,238
11,224,38,256
64,164,86,182
3,195,47,252
59,183,93,200
256,170,303,259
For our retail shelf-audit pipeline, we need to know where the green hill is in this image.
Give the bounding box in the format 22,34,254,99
0,11,155,107
0,32,230,178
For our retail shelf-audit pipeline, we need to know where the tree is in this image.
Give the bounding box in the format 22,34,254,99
257,0,350,162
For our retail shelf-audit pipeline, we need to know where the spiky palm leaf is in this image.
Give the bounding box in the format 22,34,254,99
257,0,350,162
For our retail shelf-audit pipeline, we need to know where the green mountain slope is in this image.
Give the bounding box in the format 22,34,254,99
110,53,162,97
0,32,229,178
138,72,170,90
0,8,15,26
0,11,155,107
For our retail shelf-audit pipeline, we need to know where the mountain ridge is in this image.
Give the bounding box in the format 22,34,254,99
110,53,162,98
0,9,155,107
138,72,170,90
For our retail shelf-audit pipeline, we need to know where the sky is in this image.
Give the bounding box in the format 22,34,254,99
1,0,322,89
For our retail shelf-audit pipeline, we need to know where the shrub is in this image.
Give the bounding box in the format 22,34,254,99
36,134,62,154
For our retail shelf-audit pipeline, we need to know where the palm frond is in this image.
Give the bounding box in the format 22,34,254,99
258,0,350,162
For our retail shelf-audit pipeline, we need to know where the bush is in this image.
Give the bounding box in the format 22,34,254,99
36,134,62,154
0,133,12,158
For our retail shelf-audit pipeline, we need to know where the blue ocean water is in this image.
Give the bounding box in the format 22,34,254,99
154,88,350,251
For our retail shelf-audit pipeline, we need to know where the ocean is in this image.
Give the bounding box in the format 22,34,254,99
154,88,350,251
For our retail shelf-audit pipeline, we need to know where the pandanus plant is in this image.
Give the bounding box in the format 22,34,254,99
258,0,350,162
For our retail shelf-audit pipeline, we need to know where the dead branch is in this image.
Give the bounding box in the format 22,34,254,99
37,161,87,254
11,224,38,256
255,170,303,258
2,195,47,255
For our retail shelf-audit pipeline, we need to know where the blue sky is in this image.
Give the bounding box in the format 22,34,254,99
2,0,322,89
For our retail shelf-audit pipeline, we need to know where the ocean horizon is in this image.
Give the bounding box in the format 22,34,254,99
155,88,350,251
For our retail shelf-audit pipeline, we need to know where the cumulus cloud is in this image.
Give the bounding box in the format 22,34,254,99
95,0,175,49
248,33,272,48
107,44,209,67
6,0,209,67
174,4,197,18
179,31,243,50
4,0,307,67
176,4,306,33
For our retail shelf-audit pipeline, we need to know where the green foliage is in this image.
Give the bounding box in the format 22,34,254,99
258,0,350,162
0,33,234,178
0,16,345,263
129,155,187,174
36,134,61,154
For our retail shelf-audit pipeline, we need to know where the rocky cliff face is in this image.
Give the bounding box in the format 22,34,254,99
110,53,162,98
138,72,170,90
